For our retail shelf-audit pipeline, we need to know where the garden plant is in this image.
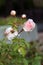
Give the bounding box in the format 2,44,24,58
0,10,42,65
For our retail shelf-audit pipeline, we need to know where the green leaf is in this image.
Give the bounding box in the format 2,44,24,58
13,44,19,51
23,58,28,65
32,60,41,65
32,56,41,65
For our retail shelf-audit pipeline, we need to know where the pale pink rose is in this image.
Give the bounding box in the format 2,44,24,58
10,10,16,16
4,27,13,35
21,14,26,19
4,27,18,40
23,19,36,32
6,31,18,40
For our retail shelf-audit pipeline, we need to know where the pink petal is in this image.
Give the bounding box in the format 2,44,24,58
23,19,35,31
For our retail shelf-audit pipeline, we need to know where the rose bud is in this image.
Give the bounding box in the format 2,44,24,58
21,14,26,19
10,10,16,16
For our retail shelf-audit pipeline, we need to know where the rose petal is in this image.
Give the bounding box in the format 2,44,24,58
23,19,35,32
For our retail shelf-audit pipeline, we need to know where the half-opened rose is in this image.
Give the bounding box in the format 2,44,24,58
4,27,13,35
6,31,18,40
23,19,35,32
4,27,18,40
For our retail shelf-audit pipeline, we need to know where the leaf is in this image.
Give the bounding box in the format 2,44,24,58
23,58,28,65
14,44,19,51
32,56,41,65
32,60,41,65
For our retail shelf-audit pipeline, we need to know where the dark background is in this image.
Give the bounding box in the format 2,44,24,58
0,0,43,22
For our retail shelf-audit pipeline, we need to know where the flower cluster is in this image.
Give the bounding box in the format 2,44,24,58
4,18,36,40
0,10,42,65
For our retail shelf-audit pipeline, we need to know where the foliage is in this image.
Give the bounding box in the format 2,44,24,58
0,38,42,65
0,17,42,65
0,17,26,25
